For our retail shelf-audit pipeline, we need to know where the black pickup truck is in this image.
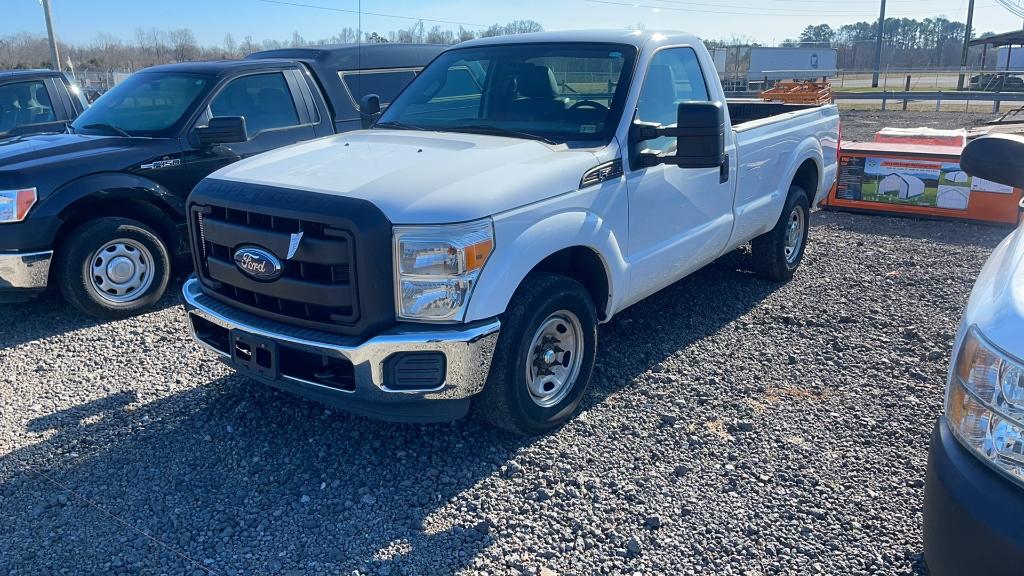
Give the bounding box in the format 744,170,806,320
0,43,442,318
1,69,88,139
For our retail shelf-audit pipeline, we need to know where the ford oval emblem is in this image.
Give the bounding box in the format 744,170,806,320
233,246,283,281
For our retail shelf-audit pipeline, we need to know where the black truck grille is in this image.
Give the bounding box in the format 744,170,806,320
193,204,360,331
187,179,395,338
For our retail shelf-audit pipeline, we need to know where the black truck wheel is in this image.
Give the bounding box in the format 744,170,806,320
751,185,810,281
474,272,597,436
56,217,171,319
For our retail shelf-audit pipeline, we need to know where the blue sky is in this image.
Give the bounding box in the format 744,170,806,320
2,0,1015,47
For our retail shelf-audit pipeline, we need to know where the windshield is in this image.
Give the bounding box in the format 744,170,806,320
72,72,209,137
377,43,636,144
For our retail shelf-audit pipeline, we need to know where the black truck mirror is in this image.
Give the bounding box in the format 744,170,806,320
196,116,248,147
961,134,1024,199
360,93,382,128
631,101,726,169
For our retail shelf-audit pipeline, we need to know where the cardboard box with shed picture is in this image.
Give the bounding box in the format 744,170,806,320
824,141,1022,225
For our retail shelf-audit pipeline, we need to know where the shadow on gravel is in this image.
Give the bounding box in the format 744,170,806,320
0,374,528,574
0,278,186,351
0,249,800,574
586,247,781,407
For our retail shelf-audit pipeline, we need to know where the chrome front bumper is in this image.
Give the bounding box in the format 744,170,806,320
182,278,500,418
0,251,52,290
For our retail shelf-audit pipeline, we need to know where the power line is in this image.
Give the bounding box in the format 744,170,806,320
256,0,488,28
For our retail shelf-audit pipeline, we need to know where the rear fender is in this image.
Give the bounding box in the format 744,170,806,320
739,137,823,243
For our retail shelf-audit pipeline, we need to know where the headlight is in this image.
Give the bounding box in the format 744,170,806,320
947,326,1024,483
393,219,494,322
0,188,37,223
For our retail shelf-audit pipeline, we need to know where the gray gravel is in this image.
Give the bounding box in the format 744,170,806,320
0,211,1011,575
838,109,998,142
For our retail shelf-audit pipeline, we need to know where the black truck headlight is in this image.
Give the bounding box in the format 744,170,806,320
947,326,1024,484
0,188,37,223
392,219,494,322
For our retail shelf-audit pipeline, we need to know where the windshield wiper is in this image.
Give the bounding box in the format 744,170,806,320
374,121,426,131
80,123,131,137
439,125,557,145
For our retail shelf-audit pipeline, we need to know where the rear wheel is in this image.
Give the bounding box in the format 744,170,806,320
751,185,810,281
474,272,597,435
56,217,171,319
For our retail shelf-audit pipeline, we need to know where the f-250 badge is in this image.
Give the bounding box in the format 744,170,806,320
140,157,181,170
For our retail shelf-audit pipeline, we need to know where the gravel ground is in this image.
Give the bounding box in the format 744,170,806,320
838,109,998,142
0,211,1011,576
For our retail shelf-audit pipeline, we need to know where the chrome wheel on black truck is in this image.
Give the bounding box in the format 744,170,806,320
474,272,597,435
56,217,171,319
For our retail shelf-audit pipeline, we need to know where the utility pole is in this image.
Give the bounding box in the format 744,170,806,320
957,0,976,90
41,0,61,71
871,0,886,88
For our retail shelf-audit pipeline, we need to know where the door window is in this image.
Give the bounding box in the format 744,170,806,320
0,80,57,135
341,69,419,111
210,73,300,135
636,48,710,151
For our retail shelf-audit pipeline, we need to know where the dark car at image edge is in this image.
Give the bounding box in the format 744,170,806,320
0,69,88,140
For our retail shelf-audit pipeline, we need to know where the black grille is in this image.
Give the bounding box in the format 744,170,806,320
192,204,360,332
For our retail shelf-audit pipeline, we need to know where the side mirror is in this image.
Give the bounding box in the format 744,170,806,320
360,93,381,128
196,116,248,147
961,134,1024,194
631,101,726,169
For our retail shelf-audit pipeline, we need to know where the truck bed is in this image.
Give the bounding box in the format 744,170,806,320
726,100,820,129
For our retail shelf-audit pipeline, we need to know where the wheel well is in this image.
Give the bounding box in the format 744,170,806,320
55,197,181,255
792,159,819,198
531,246,610,320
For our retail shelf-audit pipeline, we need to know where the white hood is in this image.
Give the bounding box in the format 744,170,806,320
208,130,602,224
962,221,1024,361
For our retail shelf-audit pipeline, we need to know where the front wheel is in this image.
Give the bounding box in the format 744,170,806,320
56,217,171,320
473,272,597,435
751,185,810,281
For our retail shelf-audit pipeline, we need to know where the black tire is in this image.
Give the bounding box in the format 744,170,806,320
751,185,810,281
473,272,598,436
56,217,171,320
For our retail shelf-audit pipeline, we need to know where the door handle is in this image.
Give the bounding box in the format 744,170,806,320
720,154,730,184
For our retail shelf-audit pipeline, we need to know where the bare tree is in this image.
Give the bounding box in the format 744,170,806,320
457,26,476,43
168,28,199,62
0,19,550,71
240,35,256,56
223,33,238,59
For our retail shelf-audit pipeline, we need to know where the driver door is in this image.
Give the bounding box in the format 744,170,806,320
181,70,317,191
624,47,737,302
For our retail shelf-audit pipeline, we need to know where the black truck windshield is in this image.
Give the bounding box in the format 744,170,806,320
72,73,209,137
377,43,636,144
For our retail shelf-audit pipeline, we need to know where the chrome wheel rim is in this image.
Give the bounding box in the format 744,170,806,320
525,310,584,408
783,206,806,265
88,239,155,304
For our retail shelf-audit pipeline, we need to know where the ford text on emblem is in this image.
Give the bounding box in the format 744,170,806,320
233,246,283,281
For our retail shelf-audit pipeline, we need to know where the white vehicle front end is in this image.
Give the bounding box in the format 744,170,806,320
923,133,1024,575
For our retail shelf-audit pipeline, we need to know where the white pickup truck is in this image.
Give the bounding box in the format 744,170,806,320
182,30,840,434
